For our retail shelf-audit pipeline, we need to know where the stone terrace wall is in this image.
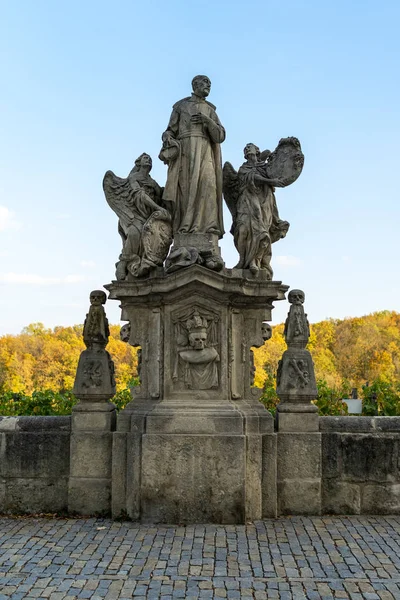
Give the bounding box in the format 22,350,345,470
321,416,400,515
0,416,71,514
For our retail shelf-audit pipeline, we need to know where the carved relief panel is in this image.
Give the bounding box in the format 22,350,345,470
164,299,227,400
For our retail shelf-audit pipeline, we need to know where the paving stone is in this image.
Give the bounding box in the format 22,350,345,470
0,517,400,599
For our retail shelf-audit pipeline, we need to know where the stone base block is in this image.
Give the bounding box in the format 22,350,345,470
278,479,321,515
2,478,68,514
322,480,361,514
70,432,113,479
277,432,322,515
141,434,246,523
277,411,319,432
278,433,322,479
362,483,400,514
262,433,277,517
71,408,116,431
68,478,111,515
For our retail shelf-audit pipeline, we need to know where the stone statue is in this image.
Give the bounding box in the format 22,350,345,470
223,138,304,277
83,290,110,350
160,75,225,237
74,290,116,398
173,309,219,390
103,153,172,280
223,143,289,277
276,289,317,398
283,289,310,348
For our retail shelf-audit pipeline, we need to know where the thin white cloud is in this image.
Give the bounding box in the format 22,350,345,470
0,206,21,231
0,251,8,258
0,273,85,285
80,260,96,268
55,213,71,220
275,255,303,267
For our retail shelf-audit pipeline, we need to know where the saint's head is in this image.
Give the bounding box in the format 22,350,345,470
192,75,211,99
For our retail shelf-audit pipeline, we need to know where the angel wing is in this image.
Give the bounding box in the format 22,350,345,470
222,162,240,227
103,170,137,230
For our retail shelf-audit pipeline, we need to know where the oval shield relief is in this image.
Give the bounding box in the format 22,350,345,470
266,137,304,187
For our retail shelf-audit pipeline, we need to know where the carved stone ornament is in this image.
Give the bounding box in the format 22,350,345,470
73,291,116,400
283,289,310,349
276,289,317,401
265,137,304,187
83,290,109,350
172,308,220,390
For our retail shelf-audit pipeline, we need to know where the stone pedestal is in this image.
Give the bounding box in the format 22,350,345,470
68,402,116,515
68,344,117,515
107,265,287,523
275,290,321,514
277,431,322,515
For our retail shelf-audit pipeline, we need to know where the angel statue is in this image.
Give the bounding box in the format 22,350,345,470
223,138,304,278
103,153,172,279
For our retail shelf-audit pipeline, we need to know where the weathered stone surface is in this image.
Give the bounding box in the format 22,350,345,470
277,432,322,515
278,433,322,479
321,416,376,432
69,432,113,479
278,479,321,515
340,434,399,482
322,479,361,514
277,411,319,432
2,478,68,514
362,483,400,513
0,416,71,431
262,433,277,518
141,433,245,523
0,431,70,478
321,432,341,479
68,478,111,516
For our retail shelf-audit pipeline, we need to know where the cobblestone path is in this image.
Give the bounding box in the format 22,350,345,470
1,516,400,599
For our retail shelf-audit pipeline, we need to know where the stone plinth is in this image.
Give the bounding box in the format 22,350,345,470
106,265,287,523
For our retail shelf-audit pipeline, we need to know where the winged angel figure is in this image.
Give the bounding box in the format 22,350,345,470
223,143,291,278
103,153,172,279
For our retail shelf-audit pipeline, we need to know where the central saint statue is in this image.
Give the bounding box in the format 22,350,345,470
160,75,226,237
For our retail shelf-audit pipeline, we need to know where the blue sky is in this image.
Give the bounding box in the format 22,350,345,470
1,0,399,334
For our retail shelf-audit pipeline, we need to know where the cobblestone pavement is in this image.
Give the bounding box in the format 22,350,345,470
1,516,400,599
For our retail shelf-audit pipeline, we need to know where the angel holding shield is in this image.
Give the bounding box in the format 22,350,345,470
103,153,172,279
223,143,289,278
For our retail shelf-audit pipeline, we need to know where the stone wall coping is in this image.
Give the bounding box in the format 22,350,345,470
320,416,400,432
0,416,71,432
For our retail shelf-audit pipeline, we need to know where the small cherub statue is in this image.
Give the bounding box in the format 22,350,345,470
83,290,110,350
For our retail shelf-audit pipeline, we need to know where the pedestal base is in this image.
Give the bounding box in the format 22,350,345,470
112,399,277,523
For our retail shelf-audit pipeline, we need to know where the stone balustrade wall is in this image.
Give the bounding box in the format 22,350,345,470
0,414,399,517
0,416,71,514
